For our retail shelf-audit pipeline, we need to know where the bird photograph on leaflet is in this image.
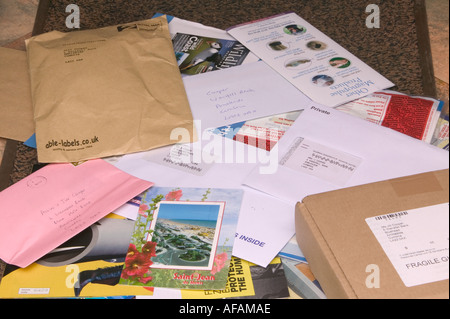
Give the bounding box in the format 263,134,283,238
172,33,251,76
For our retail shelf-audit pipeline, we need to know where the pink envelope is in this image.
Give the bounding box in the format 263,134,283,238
0,159,153,268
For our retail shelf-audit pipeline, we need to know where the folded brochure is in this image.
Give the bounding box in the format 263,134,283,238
228,12,394,107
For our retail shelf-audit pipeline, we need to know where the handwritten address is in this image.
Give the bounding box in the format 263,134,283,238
39,188,100,232
206,87,257,121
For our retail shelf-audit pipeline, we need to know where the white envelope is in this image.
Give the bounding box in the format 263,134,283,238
233,188,296,267
183,61,311,129
243,105,450,205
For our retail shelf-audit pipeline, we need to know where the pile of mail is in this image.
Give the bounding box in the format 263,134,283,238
0,12,448,299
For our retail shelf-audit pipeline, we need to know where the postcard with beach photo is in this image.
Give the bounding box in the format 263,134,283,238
119,187,244,290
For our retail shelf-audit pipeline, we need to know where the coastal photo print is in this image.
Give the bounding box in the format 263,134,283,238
149,200,225,270
119,186,243,290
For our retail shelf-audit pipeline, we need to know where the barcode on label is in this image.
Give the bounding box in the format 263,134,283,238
279,137,304,165
374,211,408,221
18,288,50,295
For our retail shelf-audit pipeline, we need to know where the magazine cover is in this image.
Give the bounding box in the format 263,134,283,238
119,187,243,290
173,33,251,75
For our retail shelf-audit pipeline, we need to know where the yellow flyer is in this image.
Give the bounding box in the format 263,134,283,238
181,257,289,299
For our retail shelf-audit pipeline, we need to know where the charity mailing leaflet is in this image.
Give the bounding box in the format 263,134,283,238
228,12,394,107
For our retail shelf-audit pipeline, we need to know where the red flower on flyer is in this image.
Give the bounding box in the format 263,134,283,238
126,243,139,259
122,251,153,279
211,252,228,275
165,189,183,201
142,241,157,257
138,204,150,217
138,275,153,284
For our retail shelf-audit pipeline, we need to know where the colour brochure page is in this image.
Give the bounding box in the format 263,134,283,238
119,187,243,290
228,12,394,107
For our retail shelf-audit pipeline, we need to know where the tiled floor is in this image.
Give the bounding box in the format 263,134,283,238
0,0,449,167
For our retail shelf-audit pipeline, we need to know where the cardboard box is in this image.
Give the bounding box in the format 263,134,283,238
295,169,449,299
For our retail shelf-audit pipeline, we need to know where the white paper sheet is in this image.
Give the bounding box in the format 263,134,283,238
233,188,296,267
243,104,450,205
228,12,394,107
182,61,312,129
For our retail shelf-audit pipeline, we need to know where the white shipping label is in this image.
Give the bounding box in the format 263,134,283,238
142,143,213,176
366,203,449,287
18,288,50,295
280,137,362,185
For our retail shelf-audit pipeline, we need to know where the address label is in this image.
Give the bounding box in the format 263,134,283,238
366,202,449,287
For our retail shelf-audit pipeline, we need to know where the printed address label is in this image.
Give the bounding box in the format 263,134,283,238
366,202,449,287
280,137,362,185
